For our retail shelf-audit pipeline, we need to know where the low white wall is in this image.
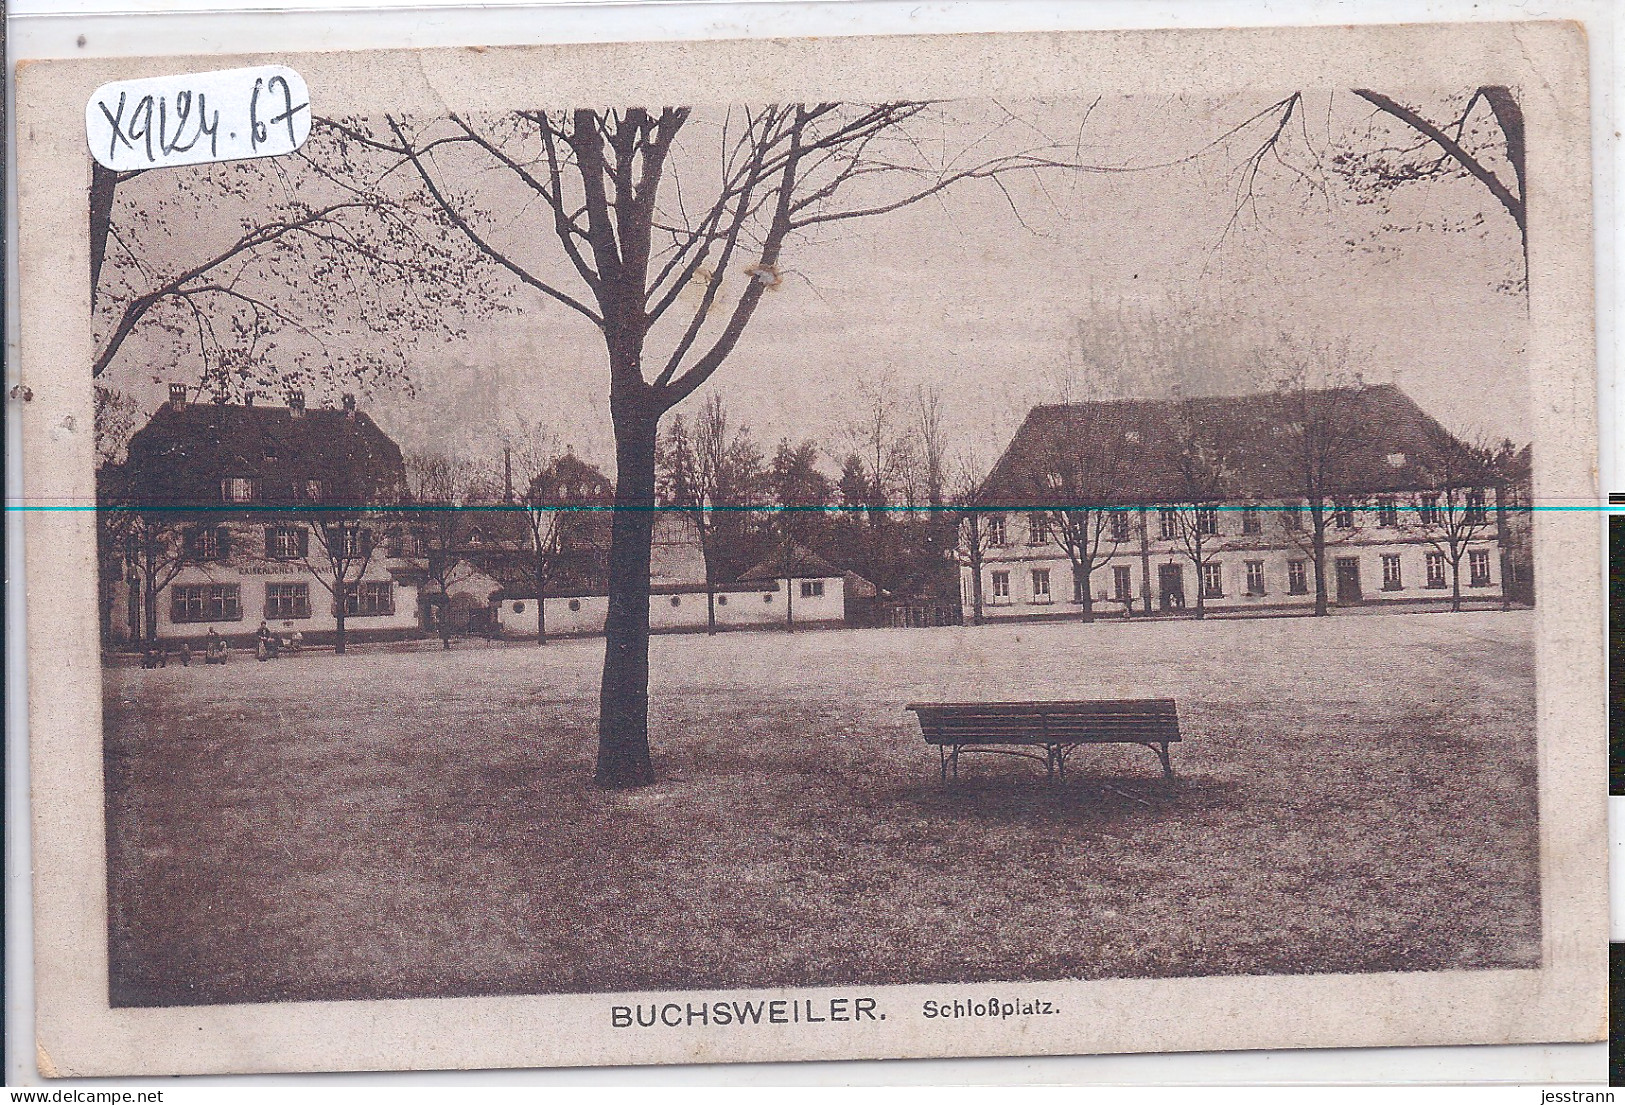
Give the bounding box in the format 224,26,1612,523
494,577,847,637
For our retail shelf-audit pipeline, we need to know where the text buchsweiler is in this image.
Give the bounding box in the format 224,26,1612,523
612,997,883,1028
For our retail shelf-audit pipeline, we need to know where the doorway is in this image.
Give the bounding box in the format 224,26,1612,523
1334,557,1363,605
1158,563,1186,611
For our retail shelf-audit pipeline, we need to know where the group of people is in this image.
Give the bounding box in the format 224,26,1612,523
137,625,303,667
253,622,304,661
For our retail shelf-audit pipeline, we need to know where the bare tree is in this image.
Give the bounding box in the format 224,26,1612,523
403,453,490,650
658,393,766,635
125,511,192,644
93,384,141,467
1272,359,1371,617
1213,88,1526,282
1166,404,1237,620
371,103,1090,786
1021,408,1130,621
298,513,381,655
1342,88,1525,266
93,121,499,397
513,448,615,644
1414,429,1498,612
949,451,996,626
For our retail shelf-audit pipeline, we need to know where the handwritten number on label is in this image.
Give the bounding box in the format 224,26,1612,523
87,67,310,170
250,76,307,152
99,90,221,164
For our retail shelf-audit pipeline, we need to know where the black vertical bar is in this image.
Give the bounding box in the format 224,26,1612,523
1611,509,1624,793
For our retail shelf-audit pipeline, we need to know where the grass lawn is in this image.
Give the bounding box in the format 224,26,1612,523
103,610,1540,1006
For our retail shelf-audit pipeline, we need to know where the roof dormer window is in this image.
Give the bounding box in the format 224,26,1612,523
221,477,258,504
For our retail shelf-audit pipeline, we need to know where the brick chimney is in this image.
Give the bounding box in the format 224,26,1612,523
168,383,187,410
288,389,306,416
342,393,356,420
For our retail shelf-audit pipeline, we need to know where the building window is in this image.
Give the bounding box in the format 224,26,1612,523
1419,494,1441,525
1112,565,1132,602
986,517,1007,547
1281,503,1302,532
1109,511,1131,543
328,525,371,560
1333,501,1354,529
1381,555,1403,591
345,581,395,617
1158,508,1178,540
295,479,322,503
1241,507,1261,535
220,477,258,504
171,584,242,623
1026,513,1049,545
1196,507,1219,536
1378,497,1398,527
265,525,306,560
1287,560,1308,595
1200,562,1223,599
990,570,1011,601
1244,560,1265,595
1469,549,1491,586
187,525,228,562
1466,490,1488,524
1030,568,1051,603
800,580,825,598
265,582,311,619
1425,552,1447,588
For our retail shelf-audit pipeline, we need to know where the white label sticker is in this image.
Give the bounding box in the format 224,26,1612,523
85,65,310,171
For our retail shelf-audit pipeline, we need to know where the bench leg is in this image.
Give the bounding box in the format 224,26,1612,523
939,744,946,784
1157,742,1173,778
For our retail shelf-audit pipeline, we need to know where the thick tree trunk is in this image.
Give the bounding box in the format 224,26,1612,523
533,539,550,644
143,573,158,643
127,578,141,641
1495,486,1513,611
1451,562,1463,613
703,530,717,635
1074,563,1093,621
335,604,348,655
1138,507,1152,616
595,401,659,789
969,550,985,626
1309,503,1329,617
1192,540,1206,620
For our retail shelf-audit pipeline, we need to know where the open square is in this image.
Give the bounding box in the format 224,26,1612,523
104,609,1539,1006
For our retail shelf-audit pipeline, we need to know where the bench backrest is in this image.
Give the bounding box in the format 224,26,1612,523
907,700,1180,745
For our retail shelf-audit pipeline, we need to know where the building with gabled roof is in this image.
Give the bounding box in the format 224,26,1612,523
105,386,421,647
962,384,1521,620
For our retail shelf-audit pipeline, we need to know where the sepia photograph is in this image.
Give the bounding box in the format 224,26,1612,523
14,22,1605,1075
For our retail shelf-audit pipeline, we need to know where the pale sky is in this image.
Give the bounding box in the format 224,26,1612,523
105,92,1528,482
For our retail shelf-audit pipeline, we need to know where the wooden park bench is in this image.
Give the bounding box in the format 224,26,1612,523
906,700,1181,783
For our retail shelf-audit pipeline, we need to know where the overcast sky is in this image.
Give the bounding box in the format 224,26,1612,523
106,92,1527,481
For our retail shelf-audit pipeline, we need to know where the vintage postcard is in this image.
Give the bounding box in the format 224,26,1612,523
14,20,1606,1077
